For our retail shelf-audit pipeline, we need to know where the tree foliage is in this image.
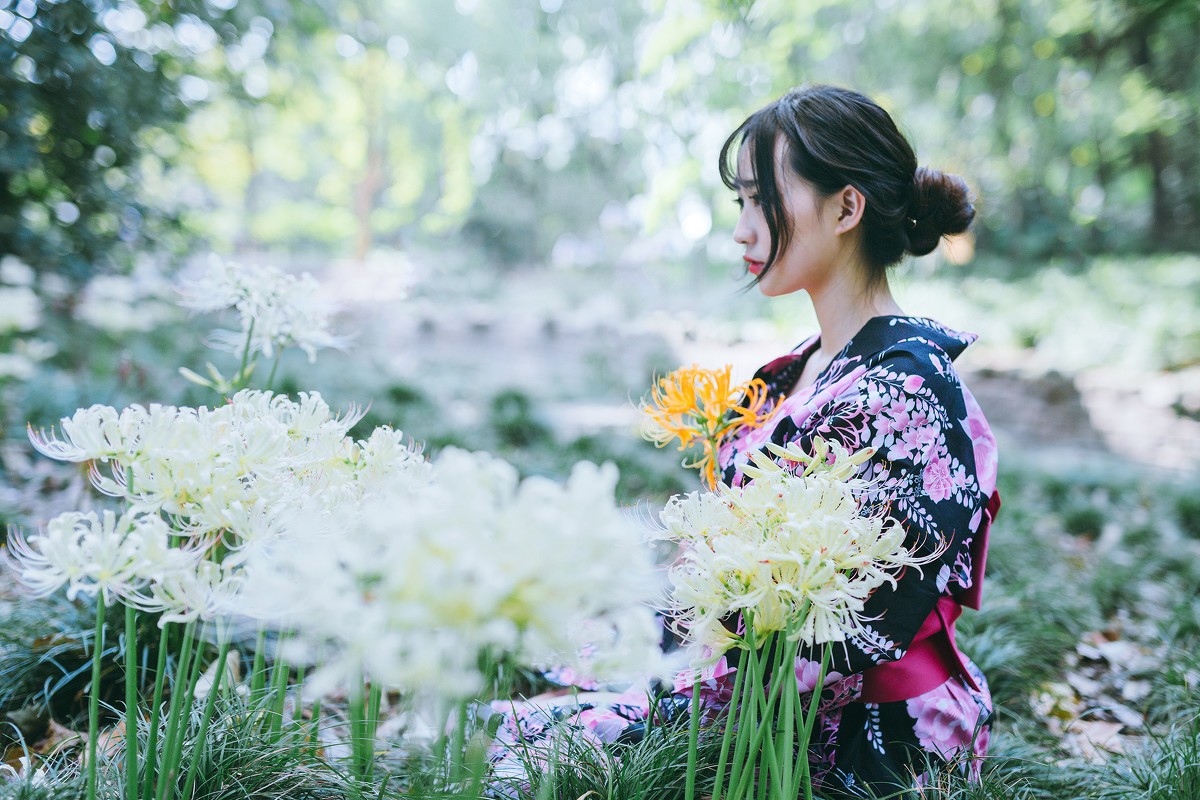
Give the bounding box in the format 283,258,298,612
0,0,323,281
2,0,1197,281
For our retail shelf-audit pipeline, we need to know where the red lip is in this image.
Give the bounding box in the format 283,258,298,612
743,257,765,276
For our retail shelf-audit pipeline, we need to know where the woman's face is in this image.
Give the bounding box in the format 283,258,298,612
732,139,847,298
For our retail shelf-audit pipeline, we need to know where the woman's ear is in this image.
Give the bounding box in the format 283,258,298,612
833,185,866,235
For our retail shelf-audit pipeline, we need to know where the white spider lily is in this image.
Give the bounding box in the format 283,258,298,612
179,257,348,362
5,510,176,605
242,449,666,697
662,440,941,662
28,405,124,463
29,391,367,547
135,559,243,625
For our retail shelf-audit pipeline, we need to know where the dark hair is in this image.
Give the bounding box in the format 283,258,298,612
719,85,975,287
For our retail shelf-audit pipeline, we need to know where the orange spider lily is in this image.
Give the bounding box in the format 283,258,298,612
640,364,781,489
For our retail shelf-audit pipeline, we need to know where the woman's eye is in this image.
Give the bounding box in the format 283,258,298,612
733,195,759,209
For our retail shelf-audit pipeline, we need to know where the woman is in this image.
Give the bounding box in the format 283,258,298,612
489,85,1000,797
710,84,1000,794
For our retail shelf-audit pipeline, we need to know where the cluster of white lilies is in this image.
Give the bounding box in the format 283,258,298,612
3,259,932,800
4,260,664,800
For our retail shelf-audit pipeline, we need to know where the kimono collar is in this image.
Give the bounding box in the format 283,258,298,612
836,315,978,364
757,316,977,397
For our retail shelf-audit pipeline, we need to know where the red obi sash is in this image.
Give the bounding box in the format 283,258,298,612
858,490,1001,704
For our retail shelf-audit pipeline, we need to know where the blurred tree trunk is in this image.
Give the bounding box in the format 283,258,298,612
354,49,389,262
1128,14,1173,246
239,104,261,252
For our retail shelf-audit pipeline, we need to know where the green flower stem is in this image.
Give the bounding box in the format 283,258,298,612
755,636,787,796
236,319,256,392
780,640,796,799
367,683,382,784
449,697,469,785
250,626,267,696
711,647,747,800
779,629,805,800
293,660,307,741
795,645,831,800
86,598,106,800
268,644,290,738
265,352,281,391
309,696,322,746
159,621,207,800
767,630,792,797
181,632,231,800
348,680,367,800
124,603,138,800
727,618,759,798
142,622,171,800
685,679,702,800
732,640,789,800
156,620,196,800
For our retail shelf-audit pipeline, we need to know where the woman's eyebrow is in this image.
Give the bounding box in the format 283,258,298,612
733,179,757,190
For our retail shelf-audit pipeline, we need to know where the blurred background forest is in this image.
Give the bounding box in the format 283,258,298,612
2,0,1199,536
2,1,1200,796
2,0,1199,462
5,0,1200,269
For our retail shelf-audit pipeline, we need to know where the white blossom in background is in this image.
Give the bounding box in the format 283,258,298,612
135,559,244,625
0,286,40,334
0,256,35,286
0,354,35,381
75,272,178,334
660,441,942,663
243,448,666,698
179,255,347,362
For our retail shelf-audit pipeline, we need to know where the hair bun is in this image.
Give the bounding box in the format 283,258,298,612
905,167,975,256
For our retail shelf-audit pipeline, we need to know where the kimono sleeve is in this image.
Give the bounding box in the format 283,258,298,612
784,348,986,685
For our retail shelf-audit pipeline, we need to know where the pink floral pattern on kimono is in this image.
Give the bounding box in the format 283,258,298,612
715,315,997,793
487,316,998,797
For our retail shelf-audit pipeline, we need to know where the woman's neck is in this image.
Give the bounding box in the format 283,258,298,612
808,270,903,357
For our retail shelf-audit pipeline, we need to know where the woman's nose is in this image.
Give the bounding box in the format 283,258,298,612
733,211,754,246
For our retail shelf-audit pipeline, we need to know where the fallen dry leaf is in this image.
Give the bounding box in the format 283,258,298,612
194,649,242,700
1120,679,1151,703
91,721,126,763
1063,719,1125,763
1065,671,1103,698
1106,702,1144,729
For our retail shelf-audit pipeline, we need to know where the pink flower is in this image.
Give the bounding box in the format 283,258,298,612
573,708,629,742
905,688,975,755
543,665,600,691
887,401,911,429
786,366,869,430
864,390,886,416
903,374,925,393
960,389,998,495
674,656,737,707
794,658,844,693
922,456,954,503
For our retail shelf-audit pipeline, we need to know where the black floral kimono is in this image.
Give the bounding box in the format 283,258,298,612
490,315,1000,797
